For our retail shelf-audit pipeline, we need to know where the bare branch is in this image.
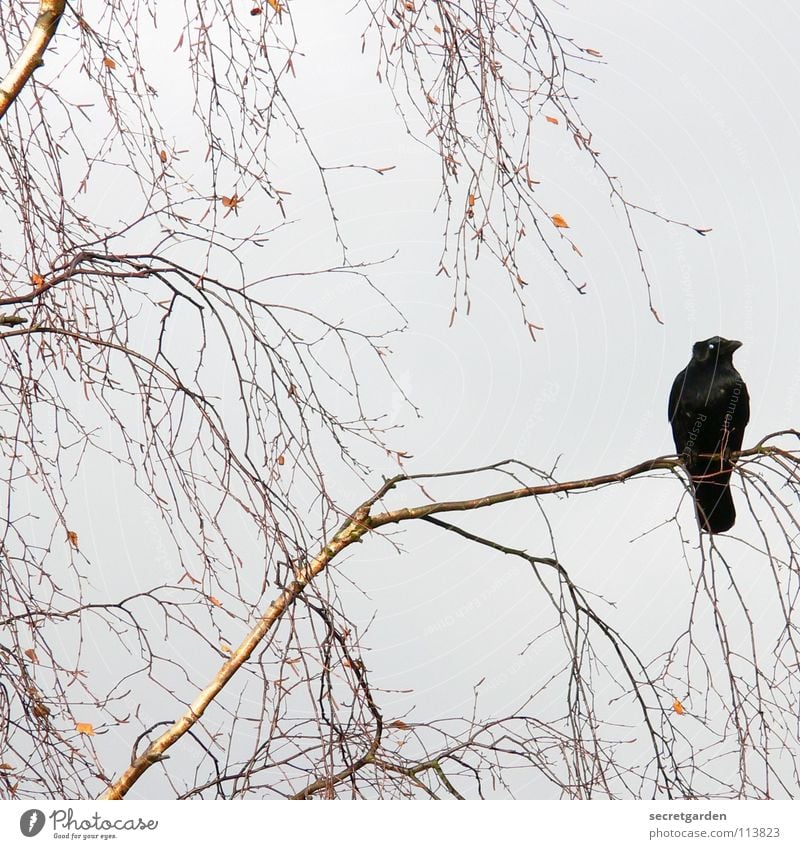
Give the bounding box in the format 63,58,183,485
0,1,64,120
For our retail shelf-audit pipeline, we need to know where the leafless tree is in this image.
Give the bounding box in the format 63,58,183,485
0,1,797,801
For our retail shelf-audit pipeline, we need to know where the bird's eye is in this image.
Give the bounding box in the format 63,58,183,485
708,343,715,350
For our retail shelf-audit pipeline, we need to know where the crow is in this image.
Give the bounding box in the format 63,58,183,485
668,336,750,534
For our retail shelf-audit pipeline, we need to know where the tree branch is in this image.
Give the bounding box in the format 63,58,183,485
0,1,65,121
99,435,800,799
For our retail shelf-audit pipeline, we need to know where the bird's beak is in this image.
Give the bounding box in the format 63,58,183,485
726,340,743,353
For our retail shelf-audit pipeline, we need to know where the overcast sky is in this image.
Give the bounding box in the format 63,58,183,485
14,0,800,799
287,0,800,798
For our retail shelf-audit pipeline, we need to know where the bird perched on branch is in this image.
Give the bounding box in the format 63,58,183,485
668,336,750,534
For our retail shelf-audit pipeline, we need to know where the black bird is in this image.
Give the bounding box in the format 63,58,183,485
668,336,750,534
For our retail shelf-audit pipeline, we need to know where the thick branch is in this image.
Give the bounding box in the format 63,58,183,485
99,513,370,800
99,436,798,799
0,2,65,121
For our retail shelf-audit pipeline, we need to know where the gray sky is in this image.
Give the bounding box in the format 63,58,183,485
9,0,800,799
287,0,800,797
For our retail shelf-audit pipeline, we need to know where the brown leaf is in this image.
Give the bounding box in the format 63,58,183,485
102,57,116,70
277,454,285,466
0,764,13,772
208,595,222,607
551,213,569,229
433,24,442,34
24,649,39,664
267,0,282,10
545,115,559,125
221,194,243,210
585,48,603,58
468,193,475,208
75,722,95,736
32,702,50,719
672,699,686,715
159,150,168,163
30,273,45,289
67,530,79,549
388,719,410,730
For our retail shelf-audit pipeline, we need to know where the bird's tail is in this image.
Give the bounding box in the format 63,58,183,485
691,466,736,534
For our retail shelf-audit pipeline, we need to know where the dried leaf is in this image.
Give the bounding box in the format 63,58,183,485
75,722,95,736
159,150,168,163
30,273,45,288
0,764,13,772
24,649,39,663
545,115,559,125
551,213,569,229
585,48,603,58
208,595,222,607
267,0,282,10
32,702,50,719
672,699,686,715
388,719,410,730
433,24,442,34
102,57,116,70
67,530,79,549
468,194,475,208
221,194,243,210
277,454,285,466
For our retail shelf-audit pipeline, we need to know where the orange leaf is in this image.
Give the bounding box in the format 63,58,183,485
433,24,441,34
468,194,475,207
24,649,39,663
30,273,45,288
102,57,116,70
551,214,569,229
545,115,559,125
208,595,222,607
0,764,13,771
277,454,285,466
67,530,79,549
586,48,603,58
267,0,282,10
75,722,95,736
672,699,686,715
221,194,243,209
159,150,168,163
388,719,410,729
